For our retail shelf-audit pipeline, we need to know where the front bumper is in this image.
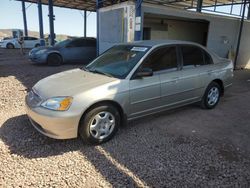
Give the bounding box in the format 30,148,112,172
29,53,47,63
25,101,80,139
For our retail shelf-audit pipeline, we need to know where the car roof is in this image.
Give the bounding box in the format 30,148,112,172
122,40,205,48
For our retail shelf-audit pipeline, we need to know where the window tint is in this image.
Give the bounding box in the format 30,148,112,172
69,39,84,47
85,39,96,47
24,37,37,40
203,50,213,65
142,46,177,72
68,38,96,47
181,46,204,68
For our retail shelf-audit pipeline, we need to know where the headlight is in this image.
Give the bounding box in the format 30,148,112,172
36,49,47,55
41,97,73,111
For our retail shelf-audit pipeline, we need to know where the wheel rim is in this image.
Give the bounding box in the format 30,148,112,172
207,87,219,106
89,111,115,140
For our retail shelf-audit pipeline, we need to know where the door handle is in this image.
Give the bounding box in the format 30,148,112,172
171,77,179,83
207,70,213,75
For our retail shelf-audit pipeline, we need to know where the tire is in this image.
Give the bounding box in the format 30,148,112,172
79,104,120,144
201,82,222,109
35,43,40,48
47,53,62,66
6,43,14,49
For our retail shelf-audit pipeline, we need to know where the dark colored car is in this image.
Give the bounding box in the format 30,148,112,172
29,37,96,65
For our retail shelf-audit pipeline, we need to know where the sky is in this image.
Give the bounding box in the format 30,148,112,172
0,0,97,37
0,0,248,38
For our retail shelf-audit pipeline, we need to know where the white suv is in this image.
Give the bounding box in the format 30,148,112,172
0,36,42,49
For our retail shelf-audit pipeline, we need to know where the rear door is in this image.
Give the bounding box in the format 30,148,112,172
62,39,84,63
177,45,205,102
79,39,97,64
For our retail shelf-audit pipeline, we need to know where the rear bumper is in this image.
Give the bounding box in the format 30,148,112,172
25,103,79,139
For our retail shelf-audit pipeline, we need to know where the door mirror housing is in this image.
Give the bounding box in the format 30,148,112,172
135,68,153,78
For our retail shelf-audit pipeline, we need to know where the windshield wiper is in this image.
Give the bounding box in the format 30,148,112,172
90,69,113,78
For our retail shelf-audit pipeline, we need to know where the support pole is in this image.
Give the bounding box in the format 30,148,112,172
247,3,250,20
84,10,87,37
234,0,247,69
135,0,143,41
196,0,203,12
22,1,28,36
96,0,103,55
48,0,55,46
38,0,45,46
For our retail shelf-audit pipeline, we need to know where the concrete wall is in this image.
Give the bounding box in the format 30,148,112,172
144,16,208,45
238,22,250,69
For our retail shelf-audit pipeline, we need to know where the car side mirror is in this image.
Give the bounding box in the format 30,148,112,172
135,68,153,78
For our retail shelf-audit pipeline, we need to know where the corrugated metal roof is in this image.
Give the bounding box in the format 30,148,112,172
16,0,248,11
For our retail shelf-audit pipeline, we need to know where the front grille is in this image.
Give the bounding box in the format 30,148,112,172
26,89,43,107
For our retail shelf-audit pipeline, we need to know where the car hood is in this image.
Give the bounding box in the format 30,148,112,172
31,46,56,54
33,68,118,99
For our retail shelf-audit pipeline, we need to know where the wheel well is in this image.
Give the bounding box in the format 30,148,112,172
212,79,224,95
6,43,14,48
80,100,126,128
47,53,62,62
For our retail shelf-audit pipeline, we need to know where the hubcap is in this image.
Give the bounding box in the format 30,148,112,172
89,111,115,140
207,87,219,106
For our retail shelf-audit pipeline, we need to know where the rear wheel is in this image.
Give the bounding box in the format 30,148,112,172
35,43,40,48
201,82,221,109
47,53,62,66
6,43,14,49
79,104,120,144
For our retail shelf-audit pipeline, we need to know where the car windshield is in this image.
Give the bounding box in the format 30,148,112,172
54,39,72,48
85,45,150,79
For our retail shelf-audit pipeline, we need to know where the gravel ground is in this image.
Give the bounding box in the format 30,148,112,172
0,48,250,187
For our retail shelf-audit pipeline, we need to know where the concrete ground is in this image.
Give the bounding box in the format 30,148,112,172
0,48,250,187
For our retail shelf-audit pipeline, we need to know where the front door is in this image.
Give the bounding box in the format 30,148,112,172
129,46,179,118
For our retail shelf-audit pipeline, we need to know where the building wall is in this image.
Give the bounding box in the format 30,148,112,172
238,22,250,69
142,3,250,68
98,2,250,68
144,17,208,45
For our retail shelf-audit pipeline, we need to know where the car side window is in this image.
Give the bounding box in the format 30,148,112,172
68,39,83,47
203,50,213,65
181,45,204,68
85,39,96,47
141,46,178,73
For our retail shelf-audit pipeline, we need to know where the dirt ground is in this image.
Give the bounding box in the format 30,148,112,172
0,48,250,187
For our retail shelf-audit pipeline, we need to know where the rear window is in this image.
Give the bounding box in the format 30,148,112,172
181,45,204,68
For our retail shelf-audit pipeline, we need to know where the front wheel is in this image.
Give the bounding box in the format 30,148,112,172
47,53,62,66
6,43,14,49
201,82,221,109
79,104,120,144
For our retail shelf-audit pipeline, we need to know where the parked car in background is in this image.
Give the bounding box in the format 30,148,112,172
0,36,42,49
29,37,97,65
25,40,233,144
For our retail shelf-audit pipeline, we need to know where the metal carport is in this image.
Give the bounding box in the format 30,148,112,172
16,0,250,67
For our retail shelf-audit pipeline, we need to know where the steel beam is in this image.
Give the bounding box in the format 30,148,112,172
22,1,28,36
247,3,250,19
234,0,247,69
196,0,203,12
38,0,45,46
48,0,55,46
96,0,103,55
135,0,143,41
84,10,87,37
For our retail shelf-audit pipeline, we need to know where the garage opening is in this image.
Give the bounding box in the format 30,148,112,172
143,13,210,46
